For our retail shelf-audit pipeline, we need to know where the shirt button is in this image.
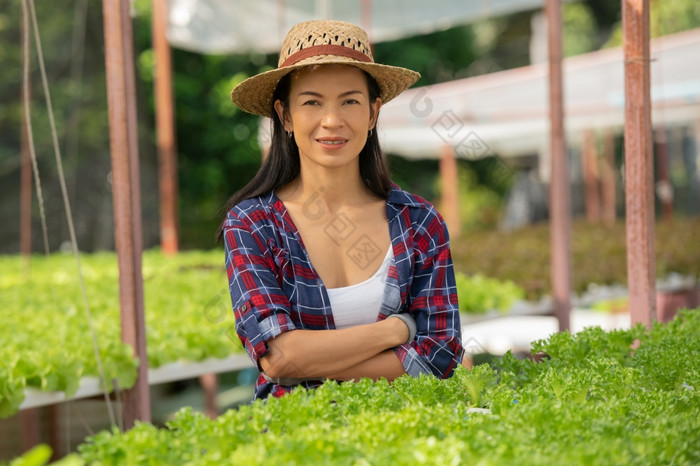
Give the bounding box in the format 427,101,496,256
241,304,247,311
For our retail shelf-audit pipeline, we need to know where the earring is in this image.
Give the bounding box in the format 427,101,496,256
368,129,373,137
287,131,293,139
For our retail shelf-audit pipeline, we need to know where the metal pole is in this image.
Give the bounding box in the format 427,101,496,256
546,0,571,331
440,145,461,238
102,0,150,428
152,0,179,255
582,129,601,222
623,0,656,327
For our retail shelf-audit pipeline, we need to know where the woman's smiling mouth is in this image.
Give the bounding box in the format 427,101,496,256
316,137,349,148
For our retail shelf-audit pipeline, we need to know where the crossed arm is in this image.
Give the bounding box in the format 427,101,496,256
260,317,409,382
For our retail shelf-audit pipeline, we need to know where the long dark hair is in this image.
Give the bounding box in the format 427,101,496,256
216,68,390,240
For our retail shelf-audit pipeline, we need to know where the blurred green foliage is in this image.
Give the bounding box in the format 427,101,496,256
0,248,242,418
604,0,700,47
455,272,525,313
563,2,598,56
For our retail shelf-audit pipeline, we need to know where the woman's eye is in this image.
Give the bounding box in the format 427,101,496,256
302,100,320,106
344,99,359,105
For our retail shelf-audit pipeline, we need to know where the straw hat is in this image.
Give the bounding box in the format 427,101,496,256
231,20,421,117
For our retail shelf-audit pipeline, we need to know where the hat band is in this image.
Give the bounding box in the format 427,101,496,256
281,44,373,68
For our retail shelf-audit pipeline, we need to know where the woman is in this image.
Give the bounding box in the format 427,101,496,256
220,20,463,399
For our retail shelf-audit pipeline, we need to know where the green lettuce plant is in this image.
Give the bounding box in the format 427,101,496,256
62,309,700,465
0,250,241,418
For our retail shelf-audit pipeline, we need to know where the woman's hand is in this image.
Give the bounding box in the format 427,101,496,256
260,316,409,380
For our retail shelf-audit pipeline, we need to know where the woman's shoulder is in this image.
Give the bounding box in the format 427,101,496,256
224,191,280,228
387,184,444,223
387,185,451,251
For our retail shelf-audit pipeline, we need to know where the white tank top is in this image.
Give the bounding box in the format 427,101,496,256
327,246,393,329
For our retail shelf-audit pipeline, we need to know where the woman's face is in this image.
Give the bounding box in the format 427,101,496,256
275,64,381,171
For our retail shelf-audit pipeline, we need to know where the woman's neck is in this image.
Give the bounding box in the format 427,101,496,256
279,163,373,213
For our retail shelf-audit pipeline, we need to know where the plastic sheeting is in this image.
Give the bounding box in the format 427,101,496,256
167,0,547,54
376,28,700,160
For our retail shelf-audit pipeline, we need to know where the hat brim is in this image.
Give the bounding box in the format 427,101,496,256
231,56,420,117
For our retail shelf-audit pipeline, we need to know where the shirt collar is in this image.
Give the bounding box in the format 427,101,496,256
386,184,426,209
266,184,424,213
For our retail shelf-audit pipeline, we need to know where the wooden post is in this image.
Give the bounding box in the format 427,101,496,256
20,410,41,455
546,0,571,332
152,0,179,255
47,405,61,459
200,373,219,419
582,129,601,222
623,0,656,327
601,129,617,225
439,145,461,238
102,0,151,428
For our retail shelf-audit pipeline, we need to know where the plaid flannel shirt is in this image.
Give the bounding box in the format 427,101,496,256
223,185,463,399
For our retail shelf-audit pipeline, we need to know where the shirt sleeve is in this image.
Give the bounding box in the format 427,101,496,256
394,208,464,378
223,210,296,370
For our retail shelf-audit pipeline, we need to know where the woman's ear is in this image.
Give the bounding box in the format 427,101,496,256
369,98,382,130
274,100,292,132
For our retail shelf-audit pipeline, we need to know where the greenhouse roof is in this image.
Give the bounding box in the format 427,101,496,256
166,0,550,54
377,28,700,160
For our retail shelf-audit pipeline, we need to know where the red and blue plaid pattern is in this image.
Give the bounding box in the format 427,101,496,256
224,185,464,399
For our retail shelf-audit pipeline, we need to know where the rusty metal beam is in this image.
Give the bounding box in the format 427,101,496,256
546,0,571,332
623,0,656,327
102,0,150,428
152,0,179,255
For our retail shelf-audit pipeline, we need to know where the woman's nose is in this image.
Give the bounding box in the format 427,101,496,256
321,106,343,127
